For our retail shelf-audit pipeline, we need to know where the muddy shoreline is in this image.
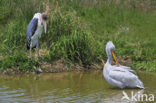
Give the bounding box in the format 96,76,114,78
0,60,102,75
0,57,133,75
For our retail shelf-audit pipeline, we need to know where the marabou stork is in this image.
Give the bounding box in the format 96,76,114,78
27,13,47,58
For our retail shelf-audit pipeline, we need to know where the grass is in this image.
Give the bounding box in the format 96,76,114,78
0,51,39,72
0,0,156,72
73,1,156,71
49,30,94,65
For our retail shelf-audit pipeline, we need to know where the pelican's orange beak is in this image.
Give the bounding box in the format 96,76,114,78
111,50,119,66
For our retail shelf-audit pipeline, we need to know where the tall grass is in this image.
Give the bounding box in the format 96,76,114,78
0,0,156,72
43,3,96,66
49,30,94,65
0,0,96,71
75,0,156,71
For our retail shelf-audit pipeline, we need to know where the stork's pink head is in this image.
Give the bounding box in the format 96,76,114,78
41,13,47,34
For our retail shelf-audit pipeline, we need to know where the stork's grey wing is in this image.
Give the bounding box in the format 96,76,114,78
27,18,38,38
27,18,38,49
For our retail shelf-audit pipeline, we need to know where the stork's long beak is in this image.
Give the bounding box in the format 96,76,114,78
43,21,47,34
111,50,119,66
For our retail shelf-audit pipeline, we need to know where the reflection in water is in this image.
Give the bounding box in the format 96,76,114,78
0,70,155,103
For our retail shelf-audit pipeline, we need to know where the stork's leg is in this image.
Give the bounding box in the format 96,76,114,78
30,41,33,58
37,38,39,59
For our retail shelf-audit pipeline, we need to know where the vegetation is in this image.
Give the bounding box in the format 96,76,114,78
0,51,39,72
0,0,156,72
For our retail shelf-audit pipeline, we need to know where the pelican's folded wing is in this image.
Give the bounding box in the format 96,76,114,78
114,65,136,75
109,66,136,84
109,67,144,88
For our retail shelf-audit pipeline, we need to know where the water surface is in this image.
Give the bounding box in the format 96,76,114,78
0,70,156,103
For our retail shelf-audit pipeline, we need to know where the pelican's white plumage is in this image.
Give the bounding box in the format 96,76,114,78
103,41,144,89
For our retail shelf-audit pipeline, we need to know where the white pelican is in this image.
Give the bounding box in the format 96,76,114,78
27,13,47,58
103,41,144,89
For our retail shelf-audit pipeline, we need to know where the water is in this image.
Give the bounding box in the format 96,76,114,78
0,70,156,103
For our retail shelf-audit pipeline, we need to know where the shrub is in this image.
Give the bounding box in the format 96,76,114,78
41,8,84,47
49,30,94,65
